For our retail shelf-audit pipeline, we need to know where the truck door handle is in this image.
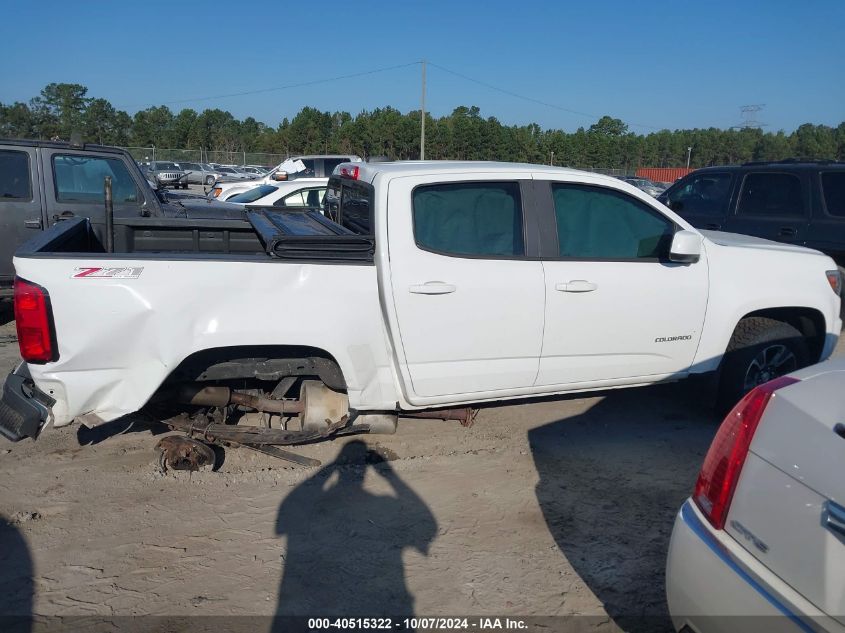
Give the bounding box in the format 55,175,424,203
24,219,42,229
409,282,457,295
779,227,797,237
555,280,597,293
823,501,845,539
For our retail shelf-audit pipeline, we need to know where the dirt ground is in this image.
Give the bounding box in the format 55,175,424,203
0,308,841,632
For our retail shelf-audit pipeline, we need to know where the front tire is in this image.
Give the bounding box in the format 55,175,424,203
718,317,809,410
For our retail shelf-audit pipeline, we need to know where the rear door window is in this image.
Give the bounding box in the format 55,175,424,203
298,159,316,177
737,172,804,216
821,172,845,217
321,158,349,176
412,182,524,258
666,172,732,215
53,155,140,204
0,150,32,201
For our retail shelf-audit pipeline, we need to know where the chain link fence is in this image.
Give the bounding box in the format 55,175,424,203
121,147,288,168
121,147,638,176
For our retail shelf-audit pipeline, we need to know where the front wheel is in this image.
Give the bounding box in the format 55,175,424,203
718,317,809,410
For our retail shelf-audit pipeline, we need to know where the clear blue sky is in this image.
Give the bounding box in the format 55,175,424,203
1,0,843,133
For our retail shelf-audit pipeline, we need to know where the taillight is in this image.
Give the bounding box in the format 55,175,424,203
339,165,359,180
693,375,799,529
13,277,58,364
826,269,842,296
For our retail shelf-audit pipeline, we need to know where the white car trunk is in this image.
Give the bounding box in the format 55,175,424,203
728,371,845,624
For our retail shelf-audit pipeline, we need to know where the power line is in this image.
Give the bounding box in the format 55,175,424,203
120,59,661,131
732,104,767,129
119,61,422,110
426,62,662,130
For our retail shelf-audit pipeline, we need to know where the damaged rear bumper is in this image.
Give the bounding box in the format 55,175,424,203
0,365,55,442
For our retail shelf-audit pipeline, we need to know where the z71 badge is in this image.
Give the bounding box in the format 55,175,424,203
72,267,144,279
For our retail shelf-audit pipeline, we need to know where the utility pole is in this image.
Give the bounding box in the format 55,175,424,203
686,146,692,168
420,60,426,161
550,151,554,166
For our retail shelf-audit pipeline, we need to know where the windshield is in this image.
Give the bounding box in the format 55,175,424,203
228,185,278,203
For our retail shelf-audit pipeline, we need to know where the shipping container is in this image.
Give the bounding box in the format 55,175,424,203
635,167,693,184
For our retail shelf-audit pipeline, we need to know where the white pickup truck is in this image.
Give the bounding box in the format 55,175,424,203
0,161,841,447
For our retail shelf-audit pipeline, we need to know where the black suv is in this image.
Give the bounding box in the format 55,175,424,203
658,160,845,270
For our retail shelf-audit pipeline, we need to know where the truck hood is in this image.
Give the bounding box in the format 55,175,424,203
700,229,823,257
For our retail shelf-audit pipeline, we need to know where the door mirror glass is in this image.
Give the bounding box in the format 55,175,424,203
669,230,701,263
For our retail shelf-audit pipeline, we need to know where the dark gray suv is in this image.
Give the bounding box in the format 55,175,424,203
659,160,845,271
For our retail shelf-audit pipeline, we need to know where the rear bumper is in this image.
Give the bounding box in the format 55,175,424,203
666,500,841,633
0,365,54,442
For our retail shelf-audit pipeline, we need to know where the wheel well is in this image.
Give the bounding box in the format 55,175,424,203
741,307,826,362
162,345,346,391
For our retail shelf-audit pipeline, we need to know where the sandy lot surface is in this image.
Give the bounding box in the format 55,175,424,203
0,307,841,632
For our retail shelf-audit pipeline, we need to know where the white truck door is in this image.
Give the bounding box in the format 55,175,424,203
385,175,545,400
536,180,708,386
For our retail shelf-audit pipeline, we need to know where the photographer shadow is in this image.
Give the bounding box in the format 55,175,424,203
273,440,436,628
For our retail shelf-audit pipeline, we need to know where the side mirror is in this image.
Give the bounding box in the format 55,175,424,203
669,230,701,264
272,171,288,182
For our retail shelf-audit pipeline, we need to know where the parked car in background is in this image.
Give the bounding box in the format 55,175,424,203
658,160,845,273
0,139,247,297
237,166,267,177
177,162,221,186
210,164,253,181
210,154,362,200
144,161,189,189
223,178,329,206
618,176,666,197
666,358,845,632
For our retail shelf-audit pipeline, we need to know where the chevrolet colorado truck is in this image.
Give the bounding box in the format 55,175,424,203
0,161,841,446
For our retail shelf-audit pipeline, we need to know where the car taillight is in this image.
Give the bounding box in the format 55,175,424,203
693,375,799,529
826,269,842,296
14,277,58,364
339,165,359,180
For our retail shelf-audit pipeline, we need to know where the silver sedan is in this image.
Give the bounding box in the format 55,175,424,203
666,358,845,632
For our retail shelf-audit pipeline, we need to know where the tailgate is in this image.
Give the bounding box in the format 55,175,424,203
727,371,845,623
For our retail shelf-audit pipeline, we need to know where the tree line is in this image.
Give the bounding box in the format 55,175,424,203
1,83,844,168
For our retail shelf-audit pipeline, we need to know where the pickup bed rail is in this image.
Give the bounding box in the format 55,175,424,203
17,212,374,264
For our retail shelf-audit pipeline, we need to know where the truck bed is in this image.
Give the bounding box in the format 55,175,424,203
18,209,375,263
